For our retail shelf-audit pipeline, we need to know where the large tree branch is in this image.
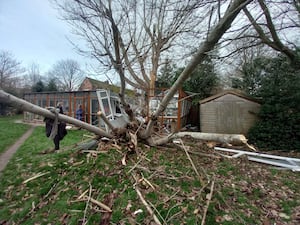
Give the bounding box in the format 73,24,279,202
243,2,297,64
141,0,253,138
0,90,113,138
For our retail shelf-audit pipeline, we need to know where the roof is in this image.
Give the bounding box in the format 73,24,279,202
199,89,261,104
80,77,135,97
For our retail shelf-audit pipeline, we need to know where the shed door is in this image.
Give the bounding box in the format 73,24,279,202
216,102,240,134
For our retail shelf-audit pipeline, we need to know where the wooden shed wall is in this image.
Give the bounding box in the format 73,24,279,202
200,94,260,134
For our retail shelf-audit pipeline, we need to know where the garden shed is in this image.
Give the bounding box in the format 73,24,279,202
199,90,261,134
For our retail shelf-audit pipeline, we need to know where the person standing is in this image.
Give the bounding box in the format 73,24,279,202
76,104,84,121
44,102,67,151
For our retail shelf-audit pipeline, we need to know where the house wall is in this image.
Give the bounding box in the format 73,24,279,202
78,79,93,91
200,94,261,134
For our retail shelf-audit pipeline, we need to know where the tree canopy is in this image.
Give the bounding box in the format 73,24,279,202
237,53,300,150
157,57,219,102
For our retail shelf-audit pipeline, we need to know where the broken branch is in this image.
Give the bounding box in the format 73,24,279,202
23,172,50,184
201,179,215,225
134,185,162,225
179,139,205,186
83,196,112,212
82,182,92,224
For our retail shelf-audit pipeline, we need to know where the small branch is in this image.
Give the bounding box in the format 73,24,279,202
82,182,92,225
84,196,112,212
201,179,215,225
148,201,167,225
179,139,204,186
78,189,90,200
23,172,50,184
140,177,156,191
134,185,162,225
127,157,144,174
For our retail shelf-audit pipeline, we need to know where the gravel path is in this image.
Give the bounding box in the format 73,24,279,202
0,126,35,174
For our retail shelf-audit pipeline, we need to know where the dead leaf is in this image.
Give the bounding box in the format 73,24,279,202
193,208,200,214
121,154,127,166
279,213,290,219
215,216,223,222
181,206,188,213
223,214,233,221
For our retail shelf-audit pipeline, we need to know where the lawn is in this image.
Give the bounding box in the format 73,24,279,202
0,121,299,224
0,115,30,155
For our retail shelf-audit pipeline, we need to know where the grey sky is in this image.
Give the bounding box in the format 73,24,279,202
0,0,90,75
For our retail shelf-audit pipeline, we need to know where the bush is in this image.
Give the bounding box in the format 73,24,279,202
247,55,300,150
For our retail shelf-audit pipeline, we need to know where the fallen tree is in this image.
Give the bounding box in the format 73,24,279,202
0,0,253,148
0,89,252,148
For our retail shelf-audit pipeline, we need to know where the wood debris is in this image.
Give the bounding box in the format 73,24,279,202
23,172,50,184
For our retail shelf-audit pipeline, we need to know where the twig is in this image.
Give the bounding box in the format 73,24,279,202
111,143,122,151
129,132,138,149
165,204,184,223
178,139,204,186
78,189,89,200
84,196,112,212
217,189,246,224
23,172,50,184
127,157,144,174
140,177,156,190
163,190,180,204
134,185,162,225
82,182,92,225
121,154,127,166
201,179,215,225
44,182,58,199
148,201,167,225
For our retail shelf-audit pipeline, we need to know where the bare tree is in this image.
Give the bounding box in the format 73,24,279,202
219,0,300,67
23,62,43,90
53,0,215,94
27,63,42,84
0,50,22,91
48,59,83,91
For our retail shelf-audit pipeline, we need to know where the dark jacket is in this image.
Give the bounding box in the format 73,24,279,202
44,118,67,140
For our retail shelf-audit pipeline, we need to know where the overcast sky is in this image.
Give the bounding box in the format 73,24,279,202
0,0,92,75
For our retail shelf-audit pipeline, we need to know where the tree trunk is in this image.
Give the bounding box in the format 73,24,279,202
174,132,249,146
146,132,251,147
0,90,113,138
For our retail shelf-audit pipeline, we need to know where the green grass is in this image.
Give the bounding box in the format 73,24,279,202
0,120,300,224
0,115,30,154
0,126,90,224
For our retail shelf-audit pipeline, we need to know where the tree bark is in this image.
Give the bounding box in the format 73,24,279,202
174,132,249,146
146,132,250,146
0,90,113,138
